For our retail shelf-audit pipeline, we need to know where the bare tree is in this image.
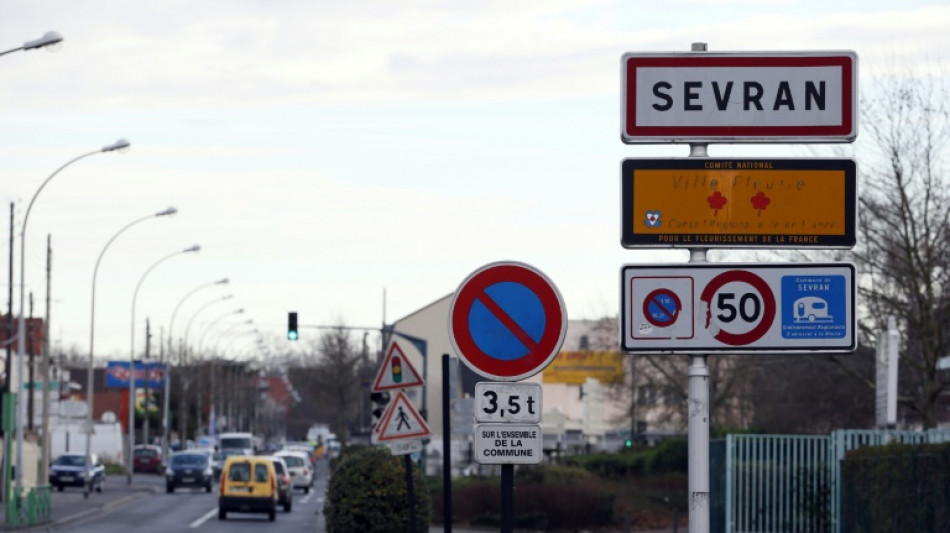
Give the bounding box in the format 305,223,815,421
305,326,373,446
854,71,950,428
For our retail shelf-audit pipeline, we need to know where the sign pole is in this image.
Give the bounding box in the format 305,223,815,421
501,464,514,533
404,454,418,533
686,42,710,533
442,354,452,533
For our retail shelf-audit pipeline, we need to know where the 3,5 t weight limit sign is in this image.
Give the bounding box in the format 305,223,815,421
475,382,542,423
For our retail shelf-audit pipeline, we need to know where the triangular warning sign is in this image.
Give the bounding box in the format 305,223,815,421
371,341,424,392
372,391,430,444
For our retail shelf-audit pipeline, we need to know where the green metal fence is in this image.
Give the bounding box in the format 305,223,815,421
725,429,950,533
5,485,53,528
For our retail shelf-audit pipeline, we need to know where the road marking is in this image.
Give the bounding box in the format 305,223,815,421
190,508,217,528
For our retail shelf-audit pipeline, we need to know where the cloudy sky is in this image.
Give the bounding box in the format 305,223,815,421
2,0,948,361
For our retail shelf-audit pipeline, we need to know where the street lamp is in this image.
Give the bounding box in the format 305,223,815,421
11,139,131,502
84,206,175,498
162,278,228,461
0,31,63,57
127,245,200,483
193,309,244,437
178,294,235,443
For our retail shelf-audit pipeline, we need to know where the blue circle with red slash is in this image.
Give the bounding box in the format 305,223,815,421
642,288,681,327
449,262,567,381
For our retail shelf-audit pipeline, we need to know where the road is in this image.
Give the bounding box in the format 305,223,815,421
40,459,328,533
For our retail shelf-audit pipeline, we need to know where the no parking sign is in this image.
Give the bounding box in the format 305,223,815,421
449,261,567,381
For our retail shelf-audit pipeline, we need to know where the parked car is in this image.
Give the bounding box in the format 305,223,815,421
274,450,313,493
264,456,293,512
218,455,278,521
133,445,163,474
166,450,215,493
49,452,105,492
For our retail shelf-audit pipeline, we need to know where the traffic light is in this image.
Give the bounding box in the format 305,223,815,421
370,391,391,423
287,312,298,340
624,439,633,448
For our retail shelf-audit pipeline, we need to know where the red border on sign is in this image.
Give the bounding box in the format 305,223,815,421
623,54,855,139
699,270,776,346
449,262,566,381
371,341,424,392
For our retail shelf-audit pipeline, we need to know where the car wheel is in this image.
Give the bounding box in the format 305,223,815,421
268,509,276,521
166,483,174,493
218,508,226,520
284,499,292,512
56,485,64,492
96,479,103,493
304,486,310,494
205,481,212,493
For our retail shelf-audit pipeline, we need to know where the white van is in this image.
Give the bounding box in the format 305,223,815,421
218,432,257,455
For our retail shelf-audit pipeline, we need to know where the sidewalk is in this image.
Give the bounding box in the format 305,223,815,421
3,475,159,531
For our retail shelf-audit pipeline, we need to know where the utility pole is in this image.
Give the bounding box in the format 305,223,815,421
143,318,151,446
28,293,34,431
40,234,51,485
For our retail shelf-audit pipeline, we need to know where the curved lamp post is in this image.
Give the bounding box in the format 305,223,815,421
12,138,130,500
83,205,175,497
162,278,228,461
193,308,244,437
127,245,200,483
204,319,252,437
0,31,62,57
177,294,235,443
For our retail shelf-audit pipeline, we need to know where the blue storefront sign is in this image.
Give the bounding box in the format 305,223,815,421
106,361,166,389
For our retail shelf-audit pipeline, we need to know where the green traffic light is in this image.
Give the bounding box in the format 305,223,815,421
288,330,298,341
624,439,633,448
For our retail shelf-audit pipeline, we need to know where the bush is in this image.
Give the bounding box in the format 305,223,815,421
324,446,431,533
439,474,615,530
841,442,950,533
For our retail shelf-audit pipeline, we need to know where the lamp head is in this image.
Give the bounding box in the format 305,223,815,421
23,31,63,51
184,245,201,253
235,309,245,314
216,278,229,285
155,207,177,217
103,138,131,153
222,294,234,301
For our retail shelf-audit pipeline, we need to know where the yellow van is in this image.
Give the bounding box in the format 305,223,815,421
218,455,278,521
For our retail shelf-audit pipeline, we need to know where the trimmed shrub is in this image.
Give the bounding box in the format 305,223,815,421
324,446,431,533
841,442,950,533
441,475,615,530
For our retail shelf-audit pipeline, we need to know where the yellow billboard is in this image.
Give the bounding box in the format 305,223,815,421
621,159,856,248
542,351,624,385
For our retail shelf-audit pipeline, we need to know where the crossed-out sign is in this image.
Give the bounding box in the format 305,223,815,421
449,261,567,382
621,263,856,353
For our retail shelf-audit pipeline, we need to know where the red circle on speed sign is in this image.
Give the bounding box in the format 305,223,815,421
699,270,776,346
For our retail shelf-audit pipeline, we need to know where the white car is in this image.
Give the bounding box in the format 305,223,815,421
274,450,313,493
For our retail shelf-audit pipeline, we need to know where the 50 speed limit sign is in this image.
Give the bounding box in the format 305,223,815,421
621,263,856,353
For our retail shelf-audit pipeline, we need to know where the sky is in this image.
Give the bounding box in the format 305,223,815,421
2,0,948,362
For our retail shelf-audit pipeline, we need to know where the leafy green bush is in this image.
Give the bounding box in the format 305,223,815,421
324,446,431,533
559,439,688,479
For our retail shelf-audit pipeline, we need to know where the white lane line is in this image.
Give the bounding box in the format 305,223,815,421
190,508,217,528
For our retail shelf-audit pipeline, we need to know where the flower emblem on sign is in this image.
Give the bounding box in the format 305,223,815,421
707,191,727,215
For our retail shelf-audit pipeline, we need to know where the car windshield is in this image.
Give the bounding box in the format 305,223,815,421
54,455,85,467
171,454,207,467
281,455,305,467
271,460,285,474
135,448,158,457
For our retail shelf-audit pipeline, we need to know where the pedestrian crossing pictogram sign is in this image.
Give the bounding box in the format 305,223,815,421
372,391,431,444
371,341,424,392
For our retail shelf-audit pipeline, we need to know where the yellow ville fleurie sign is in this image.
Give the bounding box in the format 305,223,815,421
542,351,624,385
620,158,856,248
